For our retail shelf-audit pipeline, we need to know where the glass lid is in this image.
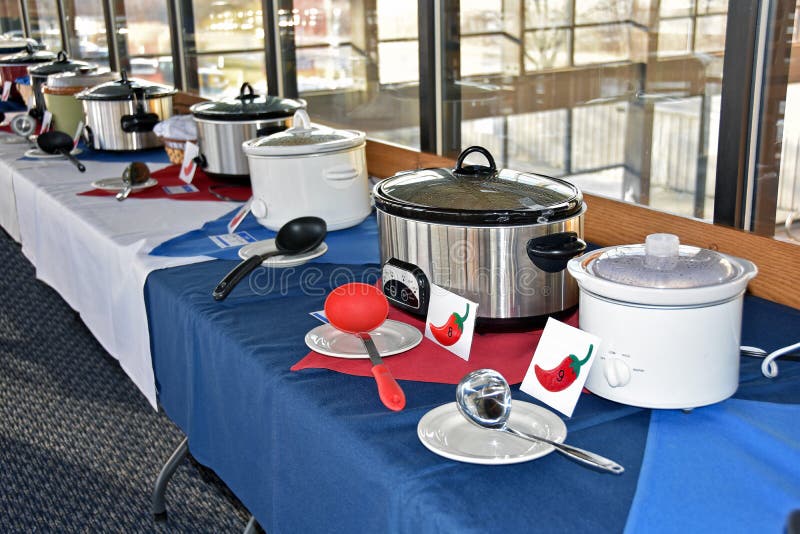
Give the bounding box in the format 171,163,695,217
75,70,176,101
242,109,366,156
190,82,304,121
590,234,739,289
373,146,584,225
28,51,91,77
0,44,56,65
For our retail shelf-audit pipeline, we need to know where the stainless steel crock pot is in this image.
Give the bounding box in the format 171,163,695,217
190,82,305,183
373,146,587,325
0,44,56,105
28,51,93,119
76,70,177,151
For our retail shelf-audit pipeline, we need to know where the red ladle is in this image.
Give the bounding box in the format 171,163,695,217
324,283,406,411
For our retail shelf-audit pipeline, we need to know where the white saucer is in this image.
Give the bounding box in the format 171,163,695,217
417,400,567,465
90,177,158,193
239,239,328,267
305,319,423,359
25,147,83,158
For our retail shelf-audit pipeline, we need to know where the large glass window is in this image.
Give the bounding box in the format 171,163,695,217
294,0,421,149
455,0,729,223
0,0,23,37
113,0,173,84
764,0,800,243
27,0,62,50
188,0,266,98
63,0,110,66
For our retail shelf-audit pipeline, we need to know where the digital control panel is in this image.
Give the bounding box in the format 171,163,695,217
382,258,429,315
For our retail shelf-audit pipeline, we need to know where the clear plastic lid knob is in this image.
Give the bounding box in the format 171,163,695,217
591,233,738,289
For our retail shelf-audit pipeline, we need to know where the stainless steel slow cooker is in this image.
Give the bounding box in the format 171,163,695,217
0,44,56,106
190,82,305,183
76,70,177,151
373,146,587,326
27,51,93,120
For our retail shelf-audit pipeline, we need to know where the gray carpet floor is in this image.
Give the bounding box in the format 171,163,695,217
0,229,251,532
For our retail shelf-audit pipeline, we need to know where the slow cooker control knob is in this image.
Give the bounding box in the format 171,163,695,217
251,198,268,219
604,358,631,388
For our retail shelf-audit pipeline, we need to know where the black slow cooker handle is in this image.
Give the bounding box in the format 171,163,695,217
454,146,497,175
527,232,587,273
55,50,69,63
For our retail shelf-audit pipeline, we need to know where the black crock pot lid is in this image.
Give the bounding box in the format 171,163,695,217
373,146,584,225
189,82,304,121
76,70,177,101
28,51,92,77
0,44,57,65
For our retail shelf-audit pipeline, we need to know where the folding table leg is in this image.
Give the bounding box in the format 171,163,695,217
152,436,189,522
243,514,261,534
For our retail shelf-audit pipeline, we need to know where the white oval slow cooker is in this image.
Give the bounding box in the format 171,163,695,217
242,109,372,232
567,234,758,410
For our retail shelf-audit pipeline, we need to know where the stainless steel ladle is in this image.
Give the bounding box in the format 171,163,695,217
455,369,624,474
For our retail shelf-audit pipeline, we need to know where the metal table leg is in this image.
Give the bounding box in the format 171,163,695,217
243,514,261,534
152,436,189,523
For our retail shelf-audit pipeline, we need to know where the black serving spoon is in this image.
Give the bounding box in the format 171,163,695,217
212,216,327,301
37,131,85,172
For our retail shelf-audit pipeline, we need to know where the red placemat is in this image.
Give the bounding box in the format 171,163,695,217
292,306,579,385
77,164,251,202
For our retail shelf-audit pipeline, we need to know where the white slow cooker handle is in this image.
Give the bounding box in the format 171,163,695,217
324,167,360,182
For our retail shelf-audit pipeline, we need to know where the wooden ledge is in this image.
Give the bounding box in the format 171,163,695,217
366,139,800,310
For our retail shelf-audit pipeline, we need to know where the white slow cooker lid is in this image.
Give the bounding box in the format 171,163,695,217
567,234,758,306
242,109,365,156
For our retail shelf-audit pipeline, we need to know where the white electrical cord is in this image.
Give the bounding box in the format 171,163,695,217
741,342,800,378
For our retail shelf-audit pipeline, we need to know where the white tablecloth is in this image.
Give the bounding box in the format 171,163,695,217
0,141,237,408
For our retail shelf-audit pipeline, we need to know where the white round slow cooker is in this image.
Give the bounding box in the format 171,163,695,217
567,234,758,410
242,109,372,232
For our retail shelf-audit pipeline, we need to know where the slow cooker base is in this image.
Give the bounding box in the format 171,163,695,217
474,305,578,333
206,171,251,185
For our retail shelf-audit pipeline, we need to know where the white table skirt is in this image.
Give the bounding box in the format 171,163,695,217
1,142,237,408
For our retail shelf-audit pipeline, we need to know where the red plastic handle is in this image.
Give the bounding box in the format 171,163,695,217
371,364,406,411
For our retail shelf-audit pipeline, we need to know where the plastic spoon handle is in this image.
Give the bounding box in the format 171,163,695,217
212,250,281,301
358,333,406,411
503,426,624,474
60,149,85,172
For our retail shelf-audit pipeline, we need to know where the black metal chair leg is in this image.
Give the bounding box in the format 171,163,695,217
152,436,189,523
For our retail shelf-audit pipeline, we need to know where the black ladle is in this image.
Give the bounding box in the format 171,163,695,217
212,216,327,301
37,131,85,172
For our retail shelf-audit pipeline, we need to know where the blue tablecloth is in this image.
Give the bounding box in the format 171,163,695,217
144,256,800,533
150,209,380,264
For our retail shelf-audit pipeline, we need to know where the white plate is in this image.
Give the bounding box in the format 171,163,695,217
305,319,423,359
417,400,567,465
90,177,158,193
239,239,328,267
24,147,83,159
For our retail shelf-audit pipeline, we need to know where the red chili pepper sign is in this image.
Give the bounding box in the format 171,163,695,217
534,344,594,392
429,304,470,346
